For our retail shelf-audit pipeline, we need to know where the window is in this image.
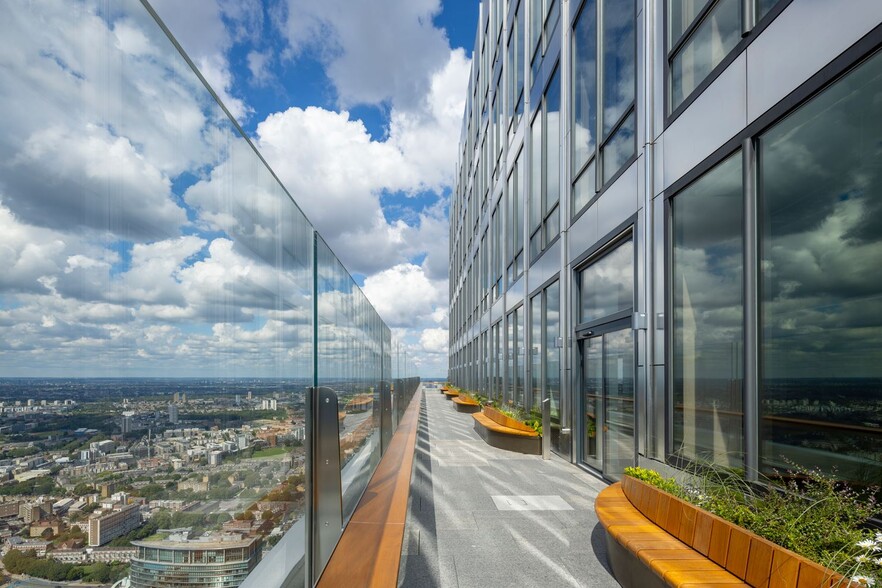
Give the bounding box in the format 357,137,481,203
531,294,543,411
507,149,525,285
668,0,741,112
579,237,634,325
572,0,597,214
529,67,561,261
759,50,882,483
531,0,560,83
508,0,526,136
671,153,743,468
544,281,566,456
570,0,636,211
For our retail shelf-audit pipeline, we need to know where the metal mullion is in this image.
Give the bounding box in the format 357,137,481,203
667,0,719,62
743,138,759,481
595,0,604,193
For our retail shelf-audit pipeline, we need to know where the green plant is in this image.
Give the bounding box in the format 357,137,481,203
624,464,882,585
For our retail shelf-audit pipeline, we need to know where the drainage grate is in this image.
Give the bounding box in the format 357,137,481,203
490,495,573,511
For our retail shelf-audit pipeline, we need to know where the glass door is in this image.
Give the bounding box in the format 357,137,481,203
602,327,635,480
579,325,635,480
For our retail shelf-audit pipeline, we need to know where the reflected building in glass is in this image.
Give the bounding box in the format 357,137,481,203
448,0,882,490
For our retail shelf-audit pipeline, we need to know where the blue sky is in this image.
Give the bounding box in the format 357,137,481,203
147,0,479,376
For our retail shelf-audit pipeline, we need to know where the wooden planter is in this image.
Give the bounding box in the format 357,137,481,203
616,475,848,588
472,407,540,455
452,396,481,413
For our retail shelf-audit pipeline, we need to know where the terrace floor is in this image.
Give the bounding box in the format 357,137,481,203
397,385,620,587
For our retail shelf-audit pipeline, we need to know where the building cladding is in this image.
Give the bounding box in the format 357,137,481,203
449,0,882,485
89,504,141,547
129,536,261,588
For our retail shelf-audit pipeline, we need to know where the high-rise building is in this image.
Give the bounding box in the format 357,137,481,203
129,536,262,588
448,0,882,486
88,504,141,546
168,403,179,425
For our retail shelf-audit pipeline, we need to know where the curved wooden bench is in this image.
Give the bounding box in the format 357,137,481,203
471,407,540,454
596,477,845,588
452,395,480,413
442,389,460,399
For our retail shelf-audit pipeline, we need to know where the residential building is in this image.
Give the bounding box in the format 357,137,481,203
88,504,141,547
448,0,882,488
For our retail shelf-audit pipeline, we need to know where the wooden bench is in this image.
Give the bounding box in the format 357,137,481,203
451,395,480,413
596,476,845,588
471,406,540,454
442,388,460,399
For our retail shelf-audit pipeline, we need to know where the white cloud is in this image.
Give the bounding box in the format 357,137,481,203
278,0,448,110
247,50,273,85
361,263,446,329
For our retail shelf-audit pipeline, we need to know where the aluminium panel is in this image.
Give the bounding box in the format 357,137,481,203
506,275,526,312
597,159,640,238
746,0,882,124
662,52,747,193
568,204,599,265
491,292,507,324
527,239,562,294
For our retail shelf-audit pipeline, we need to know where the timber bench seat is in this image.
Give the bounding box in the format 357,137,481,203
596,477,843,588
442,388,460,399
452,395,481,413
471,406,540,454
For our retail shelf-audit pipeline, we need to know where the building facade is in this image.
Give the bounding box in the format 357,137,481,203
448,0,882,486
129,536,261,588
89,504,141,547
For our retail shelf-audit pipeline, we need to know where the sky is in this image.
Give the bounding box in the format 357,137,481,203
0,0,478,380
149,0,479,378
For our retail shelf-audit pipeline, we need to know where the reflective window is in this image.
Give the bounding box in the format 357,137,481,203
572,0,598,180
669,0,712,44
669,0,741,111
580,238,634,324
531,294,543,411
671,154,743,468
759,50,882,484
530,67,562,261
572,0,636,199
544,282,567,457
601,0,636,138
507,149,525,286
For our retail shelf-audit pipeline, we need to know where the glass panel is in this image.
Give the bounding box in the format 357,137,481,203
316,237,383,521
603,328,635,480
530,113,543,232
573,160,597,215
507,312,515,403
516,149,525,253
670,0,741,111
601,0,636,138
0,1,317,581
757,0,779,20
515,306,525,407
668,0,712,45
582,337,603,469
545,68,561,212
759,50,882,486
672,153,743,468
573,0,598,174
546,282,567,456
531,294,543,411
602,110,635,183
517,0,526,117
580,237,634,323
545,203,560,245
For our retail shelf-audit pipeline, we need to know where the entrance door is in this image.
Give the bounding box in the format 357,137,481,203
579,323,635,480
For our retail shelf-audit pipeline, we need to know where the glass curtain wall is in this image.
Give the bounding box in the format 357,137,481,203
759,50,882,487
571,0,636,210
671,154,744,468
529,68,562,261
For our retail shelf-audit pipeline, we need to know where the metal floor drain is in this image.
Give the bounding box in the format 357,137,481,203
491,495,573,511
